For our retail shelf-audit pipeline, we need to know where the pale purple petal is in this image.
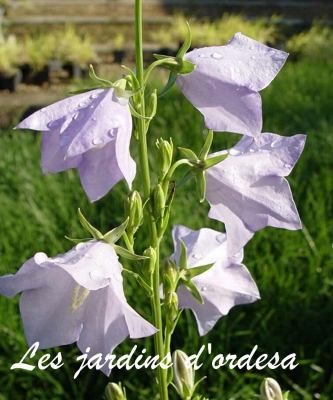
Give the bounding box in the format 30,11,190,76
177,33,288,136
171,226,260,335
206,133,306,255
41,130,82,174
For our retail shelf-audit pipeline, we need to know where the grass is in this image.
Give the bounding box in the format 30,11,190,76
0,58,332,399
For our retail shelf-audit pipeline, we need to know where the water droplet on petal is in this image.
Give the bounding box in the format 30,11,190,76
41,108,46,113
76,242,88,251
92,138,104,146
34,252,48,264
100,104,105,108
84,253,92,259
249,147,258,153
249,46,255,50
229,148,243,156
201,285,208,292
193,253,203,260
234,251,242,258
90,105,94,109
211,52,223,60
251,56,256,60
73,112,83,121
78,102,86,108
90,93,99,99
108,128,117,138
284,163,292,169
89,270,108,284
198,54,208,58
271,139,283,148
47,119,62,129
92,117,97,121
216,234,225,244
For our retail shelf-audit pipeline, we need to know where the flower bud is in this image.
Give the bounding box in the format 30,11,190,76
142,247,156,277
152,183,165,217
260,378,283,400
156,138,173,180
124,191,143,234
166,291,178,322
172,350,195,398
162,258,178,293
105,383,126,400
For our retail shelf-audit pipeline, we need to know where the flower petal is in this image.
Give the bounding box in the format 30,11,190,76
206,133,306,255
177,33,288,136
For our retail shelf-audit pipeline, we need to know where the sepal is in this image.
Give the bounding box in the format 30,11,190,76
77,208,103,239
103,218,129,245
112,244,148,261
203,153,229,169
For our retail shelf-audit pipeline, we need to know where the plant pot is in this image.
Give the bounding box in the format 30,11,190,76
48,59,62,73
29,65,50,85
0,70,22,92
113,50,126,64
62,62,88,79
20,63,33,84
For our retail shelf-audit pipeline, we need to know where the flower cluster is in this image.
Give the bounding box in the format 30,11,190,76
0,32,305,382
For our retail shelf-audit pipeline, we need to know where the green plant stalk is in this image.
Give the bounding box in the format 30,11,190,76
135,1,169,399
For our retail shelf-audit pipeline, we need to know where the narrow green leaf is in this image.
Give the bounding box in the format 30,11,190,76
179,239,188,271
204,153,229,169
166,363,173,386
185,280,204,304
176,169,195,190
112,244,149,261
122,268,153,296
89,64,112,86
68,85,104,95
187,263,214,279
199,130,214,161
103,218,129,244
121,65,140,89
192,376,207,393
154,54,174,61
283,391,290,400
177,22,192,59
129,103,152,121
77,208,103,239
178,147,198,160
178,60,196,74
158,72,178,98
196,171,206,203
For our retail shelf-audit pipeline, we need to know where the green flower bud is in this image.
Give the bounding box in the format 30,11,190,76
152,183,165,217
172,350,195,399
260,378,283,400
162,258,178,293
146,89,158,119
156,138,173,180
124,191,143,234
105,383,126,400
166,291,178,322
142,247,156,277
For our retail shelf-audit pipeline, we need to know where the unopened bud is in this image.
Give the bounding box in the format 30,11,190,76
146,89,158,119
260,378,283,400
172,350,194,398
152,183,165,217
142,247,156,277
105,382,126,400
166,291,178,322
124,191,143,234
162,258,178,293
156,138,173,180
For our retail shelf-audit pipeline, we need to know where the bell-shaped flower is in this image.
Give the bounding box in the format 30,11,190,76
0,240,157,376
15,88,135,201
206,132,306,256
170,225,260,336
177,33,288,137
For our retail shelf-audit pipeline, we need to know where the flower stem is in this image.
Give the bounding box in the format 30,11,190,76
135,1,169,399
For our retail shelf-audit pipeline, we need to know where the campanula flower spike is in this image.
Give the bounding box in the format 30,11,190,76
0,240,157,376
177,33,288,137
15,88,135,202
170,225,260,336
206,133,306,256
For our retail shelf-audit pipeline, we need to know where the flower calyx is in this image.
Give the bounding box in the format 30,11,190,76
105,382,127,400
66,208,148,262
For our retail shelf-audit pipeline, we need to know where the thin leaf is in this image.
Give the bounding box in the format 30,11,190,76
187,263,214,279
103,218,129,244
77,208,103,239
177,22,192,59
204,153,229,169
179,239,188,271
199,130,213,161
122,268,153,296
158,72,178,98
65,236,92,244
112,244,149,261
178,147,198,160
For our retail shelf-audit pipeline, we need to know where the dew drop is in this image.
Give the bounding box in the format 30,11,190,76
100,104,105,108
89,270,108,284
47,119,62,129
76,242,88,251
198,54,208,58
284,163,292,169
271,139,283,148
41,108,46,113
249,147,258,153
201,285,208,292
229,148,243,156
34,252,48,264
249,46,255,50
84,253,92,259
216,234,225,244
251,56,256,60
193,253,203,260
92,138,104,146
108,128,117,138
90,105,94,109
73,112,83,121
78,102,86,108
92,117,97,121
234,251,242,258
211,52,223,60
90,93,99,99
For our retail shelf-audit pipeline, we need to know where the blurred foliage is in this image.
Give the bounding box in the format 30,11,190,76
0,34,22,75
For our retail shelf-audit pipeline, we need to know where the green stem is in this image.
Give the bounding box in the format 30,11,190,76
122,232,134,253
135,1,168,399
162,159,191,196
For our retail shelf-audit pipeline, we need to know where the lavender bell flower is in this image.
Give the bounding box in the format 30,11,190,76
15,88,135,202
0,240,157,376
177,33,288,137
206,133,306,256
170,225,260,335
